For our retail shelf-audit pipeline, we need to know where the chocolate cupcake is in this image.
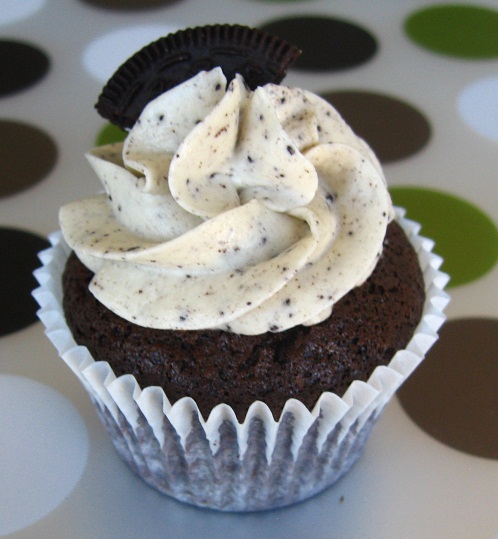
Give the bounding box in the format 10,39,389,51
61,219,425,419
34,25,449,511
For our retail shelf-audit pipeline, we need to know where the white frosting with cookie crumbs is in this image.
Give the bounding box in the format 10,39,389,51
59,67,393,334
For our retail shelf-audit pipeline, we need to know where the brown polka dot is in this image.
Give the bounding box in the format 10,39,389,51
78,0,184,10
398,318,498,460
0,121,57,198
321,91,431,163
0,40,50,97
260,15,377,71
0,228,49,337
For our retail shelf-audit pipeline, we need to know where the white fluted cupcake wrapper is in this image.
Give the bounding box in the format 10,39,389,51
33,208,450,511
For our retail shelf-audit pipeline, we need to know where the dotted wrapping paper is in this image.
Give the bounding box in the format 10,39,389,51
0,1,497,537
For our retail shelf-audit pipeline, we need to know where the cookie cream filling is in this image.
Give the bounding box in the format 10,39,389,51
59,67,393,335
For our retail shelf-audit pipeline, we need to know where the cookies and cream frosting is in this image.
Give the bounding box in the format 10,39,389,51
59,67,393,335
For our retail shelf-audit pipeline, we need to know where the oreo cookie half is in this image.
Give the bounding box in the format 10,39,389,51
96,24,301,130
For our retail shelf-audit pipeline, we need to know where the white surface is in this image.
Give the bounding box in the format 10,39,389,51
0,375,88,536
82,24,181,83
0,0,46,27
0,1,497,537
458,75,498,142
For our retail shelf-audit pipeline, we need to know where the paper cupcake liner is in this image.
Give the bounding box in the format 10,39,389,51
33,208,450,511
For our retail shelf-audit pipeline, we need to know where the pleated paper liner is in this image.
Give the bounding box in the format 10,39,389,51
33,208,449,511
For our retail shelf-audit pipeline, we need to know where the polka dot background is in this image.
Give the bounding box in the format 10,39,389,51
0,1,496,537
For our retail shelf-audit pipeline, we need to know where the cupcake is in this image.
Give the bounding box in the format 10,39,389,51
33,24,449,511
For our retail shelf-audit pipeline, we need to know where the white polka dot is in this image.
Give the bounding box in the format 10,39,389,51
0,0,46,26
82,24,180,83
458,76,498,142
0,375,89,535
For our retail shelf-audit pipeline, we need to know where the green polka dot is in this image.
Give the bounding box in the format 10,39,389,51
95,123,127,146
405,5,498,59
390,187,498,287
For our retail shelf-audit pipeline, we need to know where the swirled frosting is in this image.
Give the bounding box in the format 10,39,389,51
59,68,393,335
